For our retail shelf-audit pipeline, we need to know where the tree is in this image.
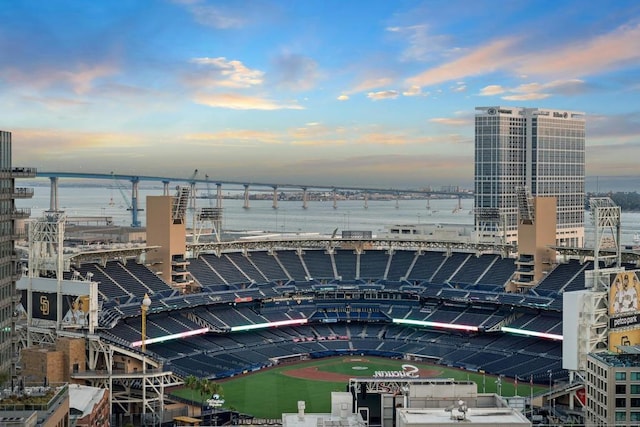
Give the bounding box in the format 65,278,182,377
184,375,199,417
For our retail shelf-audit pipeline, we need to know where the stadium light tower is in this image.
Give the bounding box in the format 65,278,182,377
141,294,151,352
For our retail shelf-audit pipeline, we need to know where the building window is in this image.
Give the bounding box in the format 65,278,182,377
632,372,640,381
617,372,628,380
631,384,640,394
617,398,627,407
617,384,627,394
616,411,627,422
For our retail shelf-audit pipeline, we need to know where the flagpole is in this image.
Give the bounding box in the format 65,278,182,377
530,374,534,414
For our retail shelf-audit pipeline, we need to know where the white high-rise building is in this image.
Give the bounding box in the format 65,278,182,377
474,106,585,247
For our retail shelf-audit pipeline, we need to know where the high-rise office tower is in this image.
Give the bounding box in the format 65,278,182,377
0,131,34,379
474,107,585,246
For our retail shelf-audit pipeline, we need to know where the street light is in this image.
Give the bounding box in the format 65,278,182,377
141,294,151,352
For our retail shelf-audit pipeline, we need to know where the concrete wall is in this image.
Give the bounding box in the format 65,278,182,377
518,197,557,283
146,195,186,284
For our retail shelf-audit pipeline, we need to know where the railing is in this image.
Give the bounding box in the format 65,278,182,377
0,167,37,177
0,208,31,219
0,187,34,198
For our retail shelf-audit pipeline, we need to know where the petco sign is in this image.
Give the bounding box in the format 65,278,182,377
373,364,419,378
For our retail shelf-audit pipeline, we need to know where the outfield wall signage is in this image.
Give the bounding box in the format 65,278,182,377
610,313,640,330
373,364,419,378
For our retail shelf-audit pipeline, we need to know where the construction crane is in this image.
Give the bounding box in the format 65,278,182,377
110,171,144,226
111,172,131,210
188,169,199,211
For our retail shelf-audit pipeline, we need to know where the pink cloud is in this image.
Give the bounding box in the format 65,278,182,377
406,38,518,87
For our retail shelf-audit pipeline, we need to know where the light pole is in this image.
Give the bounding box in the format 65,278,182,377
141,293,151,426
547,369,553,414
141,294,151,352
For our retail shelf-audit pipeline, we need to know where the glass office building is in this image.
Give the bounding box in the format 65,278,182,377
0,130,34,379
474,106,585,246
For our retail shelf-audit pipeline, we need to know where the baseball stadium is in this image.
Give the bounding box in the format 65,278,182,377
9,185,640,427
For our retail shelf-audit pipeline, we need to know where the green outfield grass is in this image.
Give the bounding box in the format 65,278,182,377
170,356,547,419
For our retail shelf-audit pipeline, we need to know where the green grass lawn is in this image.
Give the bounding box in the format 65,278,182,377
171,356,546,419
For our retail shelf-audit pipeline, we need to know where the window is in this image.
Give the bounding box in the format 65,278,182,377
617,398,627,407
632,372,640,381
631,384,640,394
617,384,627,394
617,411,627,422
617,372,628,380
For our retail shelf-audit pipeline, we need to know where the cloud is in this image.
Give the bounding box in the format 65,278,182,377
402,86,422,96
406,37,518,87
452,82,467,93
193,93,304,110
1,62,118,95
480,79,588,100
285,123,461,148
386,24,452,62
337,94,349,101
346,77,394,95
406,21,640,90
12,129,152,165
289,123,334,139
356,132,419,145
429,117,472,127
514,22,640,78
177,0,244,29
270,53,320,91
184,130,282,145
367,90,399,101
479,85,506,96
502,93,550,101
189,57,264,88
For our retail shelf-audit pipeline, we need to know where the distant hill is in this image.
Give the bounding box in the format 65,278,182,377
586,191,640,211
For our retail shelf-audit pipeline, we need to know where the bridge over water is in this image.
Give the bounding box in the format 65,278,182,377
35,171,473,227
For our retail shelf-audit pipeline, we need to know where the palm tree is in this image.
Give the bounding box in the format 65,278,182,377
184,375,199,417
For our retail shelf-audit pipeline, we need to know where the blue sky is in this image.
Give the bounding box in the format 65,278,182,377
1,0,639,188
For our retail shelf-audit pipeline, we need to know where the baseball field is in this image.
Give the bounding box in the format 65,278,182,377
170,356,547,419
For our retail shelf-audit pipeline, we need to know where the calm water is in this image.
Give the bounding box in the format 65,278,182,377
15,182,640,246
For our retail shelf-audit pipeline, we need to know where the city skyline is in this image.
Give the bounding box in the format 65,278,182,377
2,0,639,188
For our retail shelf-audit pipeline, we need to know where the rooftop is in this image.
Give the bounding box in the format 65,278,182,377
590,350,640,367
398,407,531,425
281,413,365,427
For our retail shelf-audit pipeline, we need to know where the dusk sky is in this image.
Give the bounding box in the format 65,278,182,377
2,0,639,189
